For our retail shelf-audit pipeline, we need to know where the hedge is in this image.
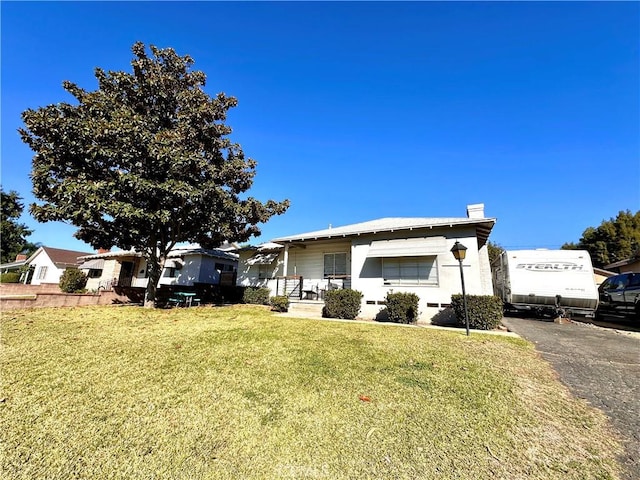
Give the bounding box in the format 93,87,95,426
1,272,21,283
270,295,289,312
385,291,420,324
450,294,503,330
242,287,271,305
323,289,363,320
59,268,88,293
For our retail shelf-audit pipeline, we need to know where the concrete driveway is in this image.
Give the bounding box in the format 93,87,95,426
502,317,640,480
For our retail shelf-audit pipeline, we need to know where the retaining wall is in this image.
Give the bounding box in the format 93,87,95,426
0,284,133,311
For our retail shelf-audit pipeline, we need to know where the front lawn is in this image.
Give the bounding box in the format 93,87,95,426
1,305,622,479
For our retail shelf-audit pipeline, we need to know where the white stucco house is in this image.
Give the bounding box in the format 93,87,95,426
6,246,93,285
78,244,239,291
237,204,496,321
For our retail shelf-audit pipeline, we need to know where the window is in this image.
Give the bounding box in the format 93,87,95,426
604,275,629,291
216,263,235,272
258,264,270,279
629,273,640,287
324,253,347,278
37,266,48,280
163,267,178,278
383,256,438,286
87,269,103,278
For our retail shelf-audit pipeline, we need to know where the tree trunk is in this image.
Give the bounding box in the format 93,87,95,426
144,253,164,308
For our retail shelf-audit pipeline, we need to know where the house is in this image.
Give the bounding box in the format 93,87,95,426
593,267,617,287
237,204,496,321
1,246,93,285
604,257,640,274
78,244,239,291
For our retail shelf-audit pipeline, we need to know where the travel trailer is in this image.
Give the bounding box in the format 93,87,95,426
493,249,598,317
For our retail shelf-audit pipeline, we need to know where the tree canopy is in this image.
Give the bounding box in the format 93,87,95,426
1,188,34,264
561,210,640,268
487,240,504,267
20,42,289,306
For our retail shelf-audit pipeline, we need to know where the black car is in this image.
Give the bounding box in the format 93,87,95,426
596,272,640,321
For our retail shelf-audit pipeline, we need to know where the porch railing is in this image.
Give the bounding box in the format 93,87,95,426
275,275,303,299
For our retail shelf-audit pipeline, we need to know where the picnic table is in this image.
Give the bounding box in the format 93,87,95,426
168,292,200,307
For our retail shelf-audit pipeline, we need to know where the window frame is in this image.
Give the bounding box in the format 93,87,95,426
37,266,48,280
323,252,348,278
163,267,178,278
382,256,439,286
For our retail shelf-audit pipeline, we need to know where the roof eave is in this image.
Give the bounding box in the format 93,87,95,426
273,218,497,243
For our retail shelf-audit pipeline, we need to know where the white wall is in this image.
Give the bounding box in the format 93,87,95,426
350,227,488,320
236,250,285,289
27,250,63,285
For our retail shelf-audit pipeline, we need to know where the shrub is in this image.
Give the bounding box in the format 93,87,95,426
242,287,271,305
450,294,503,330
270,295,289,312
323,289,363,320
59,268,88,293
385,292,420,324
1,272,21,283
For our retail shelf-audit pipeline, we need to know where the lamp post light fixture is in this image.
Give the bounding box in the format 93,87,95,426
450,241,470,336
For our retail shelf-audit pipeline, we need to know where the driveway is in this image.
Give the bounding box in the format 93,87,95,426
502,317,640,480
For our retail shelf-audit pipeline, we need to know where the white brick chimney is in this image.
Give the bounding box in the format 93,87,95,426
466,203,485,219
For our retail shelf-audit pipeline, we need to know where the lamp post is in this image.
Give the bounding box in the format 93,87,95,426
451,241,470,336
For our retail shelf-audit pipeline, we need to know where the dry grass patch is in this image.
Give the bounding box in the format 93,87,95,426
1,305,622,479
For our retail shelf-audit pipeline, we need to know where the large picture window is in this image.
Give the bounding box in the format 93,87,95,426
324,253,347,278
383,256,438,286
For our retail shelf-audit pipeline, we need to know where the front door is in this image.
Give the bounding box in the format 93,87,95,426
119,261,135,287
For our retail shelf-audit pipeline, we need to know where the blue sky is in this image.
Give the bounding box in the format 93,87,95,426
2,1,638,254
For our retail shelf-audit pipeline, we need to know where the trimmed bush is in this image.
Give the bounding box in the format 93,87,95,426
270,295,289,312
323,289,363,320
59,268,88,293
385,292,420,324
1,272,21,283
450,294,503,330
242,287,271,305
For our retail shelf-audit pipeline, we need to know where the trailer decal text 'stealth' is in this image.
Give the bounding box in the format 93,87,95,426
516,262,584,271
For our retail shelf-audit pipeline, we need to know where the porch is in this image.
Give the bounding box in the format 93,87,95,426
272,275,352,300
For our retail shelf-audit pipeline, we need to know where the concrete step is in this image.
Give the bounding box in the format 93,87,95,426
288,301,324,316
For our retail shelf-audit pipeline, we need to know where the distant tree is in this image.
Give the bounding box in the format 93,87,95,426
561,210,640,268
487,241,504,267
20,42,289,307
0,188,33,264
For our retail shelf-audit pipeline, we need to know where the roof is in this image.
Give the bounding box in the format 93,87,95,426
28,246,93,268
237,242,284,252
0,259,28,271
167,247,238,261
604,257,640,270
78,250,141,261
272,217,496,244
79,246,238,262
593,267,617,277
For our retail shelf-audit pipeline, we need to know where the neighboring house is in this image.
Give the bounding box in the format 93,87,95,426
0,253,29,274
78,244,239,291
13,246,93,285
237,203,496,321
593,267,617,287
604,257,640,274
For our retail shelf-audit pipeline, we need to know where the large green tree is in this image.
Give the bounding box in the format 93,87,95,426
562,210,640,268
20,42,289,307
1,188,34,264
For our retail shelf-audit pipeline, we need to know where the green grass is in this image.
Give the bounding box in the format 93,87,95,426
1,305,622,479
